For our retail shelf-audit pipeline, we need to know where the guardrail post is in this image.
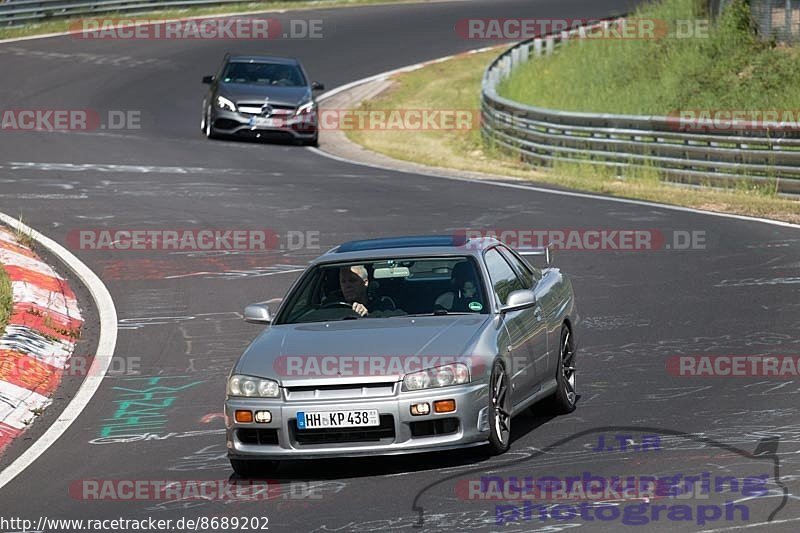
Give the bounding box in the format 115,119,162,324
519,43,531,62
533,38,543,57
545,36,555,55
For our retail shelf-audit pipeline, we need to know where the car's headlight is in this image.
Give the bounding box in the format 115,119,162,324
295,101,316,116
216,95,236,112
227,374,280,398
403,363,470,391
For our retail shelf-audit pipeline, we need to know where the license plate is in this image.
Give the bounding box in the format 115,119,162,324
296,410,380,430
249,116,280,128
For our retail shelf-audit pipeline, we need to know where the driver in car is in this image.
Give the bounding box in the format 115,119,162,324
339,265,399,317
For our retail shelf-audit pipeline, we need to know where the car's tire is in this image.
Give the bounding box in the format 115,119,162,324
297,135,318,147
229,458,279,478
549,325,577,414
204,109,219,140
487,360,512,455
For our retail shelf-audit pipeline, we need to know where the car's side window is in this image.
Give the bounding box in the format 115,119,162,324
484,248,526,305
497,246,539,287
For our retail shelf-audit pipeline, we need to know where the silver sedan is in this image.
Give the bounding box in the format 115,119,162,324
224,235,578,475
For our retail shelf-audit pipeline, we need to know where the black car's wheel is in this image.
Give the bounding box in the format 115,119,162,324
487,360,511,455
230,458,278,478
204,108,219,140
550,325,577,414
297,135,319,147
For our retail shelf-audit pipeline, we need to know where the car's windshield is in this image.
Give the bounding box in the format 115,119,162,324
275,257,488,324
221,61,307,87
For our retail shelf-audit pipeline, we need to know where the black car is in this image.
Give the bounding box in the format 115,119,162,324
201,54,324,145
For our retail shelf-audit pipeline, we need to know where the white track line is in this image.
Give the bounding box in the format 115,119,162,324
0,212,118,490
312,147,800,230
316,45,504,104
698,516,800,532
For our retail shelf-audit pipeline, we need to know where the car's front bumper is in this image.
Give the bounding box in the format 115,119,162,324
225,381,490,460
210,108,317,140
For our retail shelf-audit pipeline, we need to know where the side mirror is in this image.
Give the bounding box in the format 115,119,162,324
311,81,325,91
202,75,215,85
500,289,536,313
244,303,272,324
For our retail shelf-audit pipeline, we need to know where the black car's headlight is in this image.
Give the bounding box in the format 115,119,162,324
403,363,470,391
227,374,280,398
216,95,236,112
295,101,316,116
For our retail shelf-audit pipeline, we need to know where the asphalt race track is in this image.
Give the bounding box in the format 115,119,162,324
2,0,800,531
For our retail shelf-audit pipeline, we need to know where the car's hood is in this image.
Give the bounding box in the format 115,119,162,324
218,83,311,106
236,315,491,385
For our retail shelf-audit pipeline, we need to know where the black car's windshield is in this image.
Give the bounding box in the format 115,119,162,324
221,61,307,87
276,257,488,324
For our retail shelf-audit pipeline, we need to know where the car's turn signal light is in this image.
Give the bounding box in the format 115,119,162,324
235,410,253,423
434,400,456,413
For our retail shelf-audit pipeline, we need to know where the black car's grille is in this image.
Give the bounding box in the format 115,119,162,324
237,102,296,116
237,428,280,445
290,415,395,445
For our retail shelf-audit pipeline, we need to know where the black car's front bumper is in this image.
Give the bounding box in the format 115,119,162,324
209,108,318,141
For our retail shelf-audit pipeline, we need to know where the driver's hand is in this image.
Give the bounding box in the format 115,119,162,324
351,302,368,317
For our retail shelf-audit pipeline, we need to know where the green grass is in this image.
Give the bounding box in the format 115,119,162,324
0,0,422,40
499,0,800,114
0,262,11,338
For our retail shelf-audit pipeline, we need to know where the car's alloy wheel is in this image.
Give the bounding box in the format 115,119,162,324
230,458,278,478
487,360,511,454
551,325,577,413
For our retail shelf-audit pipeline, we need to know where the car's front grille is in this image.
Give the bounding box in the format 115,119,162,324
237,102,296,116
285,382,396,401
290,415,395,445
237,428,280,446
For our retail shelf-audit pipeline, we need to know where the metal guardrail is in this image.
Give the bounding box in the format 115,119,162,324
0,0,256,27
481,19,800,196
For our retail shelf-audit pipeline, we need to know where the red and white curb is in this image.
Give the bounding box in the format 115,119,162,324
0,228,83,454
